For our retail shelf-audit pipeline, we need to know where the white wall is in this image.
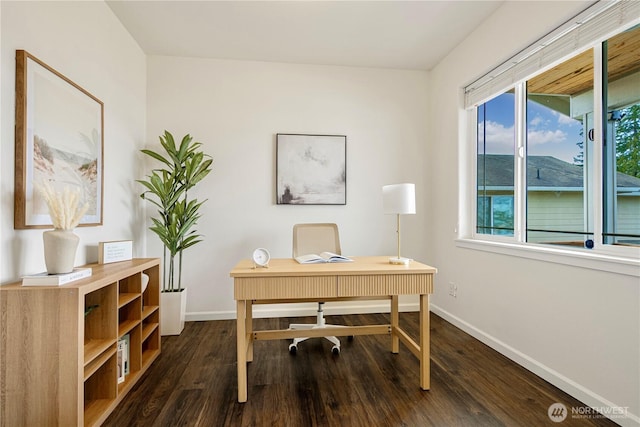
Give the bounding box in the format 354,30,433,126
0,1,147,282
0,2,146,282
427,1,639,425
146,55,429,319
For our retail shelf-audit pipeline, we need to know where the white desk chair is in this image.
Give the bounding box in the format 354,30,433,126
289,223,347,355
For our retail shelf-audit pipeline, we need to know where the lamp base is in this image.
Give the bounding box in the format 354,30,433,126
388,257,412,265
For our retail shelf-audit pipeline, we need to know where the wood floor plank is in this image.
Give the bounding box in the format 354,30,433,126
104,313,619,427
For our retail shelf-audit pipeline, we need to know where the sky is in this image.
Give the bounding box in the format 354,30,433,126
478,93,583,164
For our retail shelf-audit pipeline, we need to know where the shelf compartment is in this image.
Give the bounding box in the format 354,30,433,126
85,283,117,348
84,399,112,427
129,324,142,373
117,369,139,395
84,352,117,427
119,273,141,294
142,326,160,367
118,296,142,332
142,304,159,321
118,292,139,308
85,345,117,381
142,328,160,369
85,339,116,367
142,308,160,370
118,319,138,337
118,324,142,376
142,265,160,308
142,348,161,369
142,307,159,334
142,321,158,342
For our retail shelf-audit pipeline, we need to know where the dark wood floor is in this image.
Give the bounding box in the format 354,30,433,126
104,312,617,427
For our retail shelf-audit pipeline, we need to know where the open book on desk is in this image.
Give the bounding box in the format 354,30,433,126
295,252,353,264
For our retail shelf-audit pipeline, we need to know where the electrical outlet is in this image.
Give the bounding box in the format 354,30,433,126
449,282,457,297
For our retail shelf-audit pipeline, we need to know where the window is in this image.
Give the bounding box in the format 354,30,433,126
604,26,640,246
526,50,593,246
477,92,515,237
466,1,640,258
477,195,514,236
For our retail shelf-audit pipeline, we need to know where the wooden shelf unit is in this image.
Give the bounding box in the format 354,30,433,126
0,258,161,427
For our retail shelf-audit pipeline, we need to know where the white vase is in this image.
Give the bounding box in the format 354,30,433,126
141,273,149,294
160,288,187,336
43,229,79,274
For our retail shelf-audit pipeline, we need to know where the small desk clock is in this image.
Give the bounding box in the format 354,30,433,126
252,248,270,268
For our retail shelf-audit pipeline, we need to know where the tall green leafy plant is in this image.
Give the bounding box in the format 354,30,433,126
137,131,213,292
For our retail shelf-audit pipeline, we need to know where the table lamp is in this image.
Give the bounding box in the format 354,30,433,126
383,183,416,265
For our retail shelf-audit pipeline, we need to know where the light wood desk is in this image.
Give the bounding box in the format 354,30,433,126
230,256,436,402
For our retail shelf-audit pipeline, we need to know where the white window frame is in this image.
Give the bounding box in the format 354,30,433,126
459,0,640,277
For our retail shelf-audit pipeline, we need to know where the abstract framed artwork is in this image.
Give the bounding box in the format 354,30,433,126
14,50,104,229
276,133,346,205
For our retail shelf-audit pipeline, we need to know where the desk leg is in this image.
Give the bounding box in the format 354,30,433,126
391,295,399,353
237,300,248,403
419,293,430,390
246,299,253,362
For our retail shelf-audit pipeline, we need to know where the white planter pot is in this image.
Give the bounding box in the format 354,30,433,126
160,289,187,336
43,229,79,274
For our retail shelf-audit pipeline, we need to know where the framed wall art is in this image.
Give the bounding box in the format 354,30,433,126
276,133,346,205
14,50,104,229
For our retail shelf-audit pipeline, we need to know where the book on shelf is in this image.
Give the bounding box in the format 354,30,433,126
117,339,126,384
294,252,353,264
122,334,130,375
21,267,92,286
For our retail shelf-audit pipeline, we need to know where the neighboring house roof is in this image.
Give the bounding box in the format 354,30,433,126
477,154,640,190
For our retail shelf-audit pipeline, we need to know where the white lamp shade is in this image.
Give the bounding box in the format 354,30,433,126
383,183,416,215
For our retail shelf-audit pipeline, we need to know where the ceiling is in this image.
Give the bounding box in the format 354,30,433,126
107,0,503,71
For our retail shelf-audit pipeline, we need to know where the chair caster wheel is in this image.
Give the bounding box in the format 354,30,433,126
331,346,340,355
289,343,297,354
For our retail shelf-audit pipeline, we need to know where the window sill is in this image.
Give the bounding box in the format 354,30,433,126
455,238,640,277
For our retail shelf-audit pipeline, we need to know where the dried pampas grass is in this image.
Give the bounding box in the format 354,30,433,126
38,181,89,230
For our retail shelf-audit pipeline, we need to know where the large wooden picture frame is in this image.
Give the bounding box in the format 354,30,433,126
276,133,346,205
14,50,103,229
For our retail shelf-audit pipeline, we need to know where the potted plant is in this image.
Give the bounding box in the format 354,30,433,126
138,131,213,335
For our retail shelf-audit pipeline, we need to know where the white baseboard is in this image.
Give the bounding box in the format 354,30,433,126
430,304,639,427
